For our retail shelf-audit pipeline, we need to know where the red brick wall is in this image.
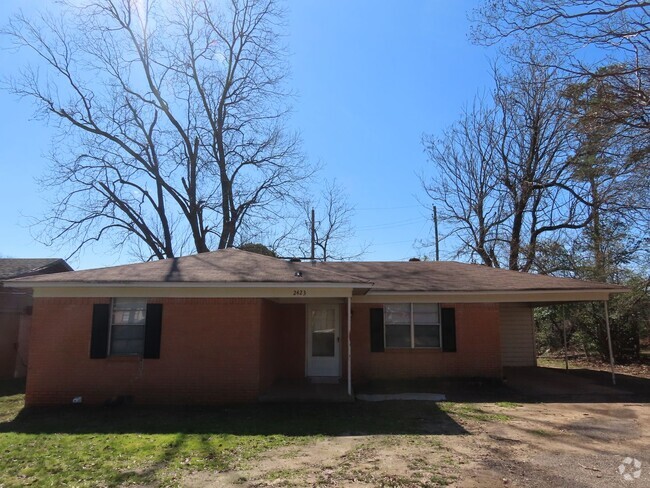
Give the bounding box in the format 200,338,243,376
27,297,265,406
258,302,305,390
258,300,278,391
0,312,20,380
273,304,306,380
27,297,502,405
0,288,32,379
350,303,502,383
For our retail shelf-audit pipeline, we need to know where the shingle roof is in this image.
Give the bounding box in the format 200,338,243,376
319,261,621,293
3,249,624,295
5,249,369,286
0,258,72,280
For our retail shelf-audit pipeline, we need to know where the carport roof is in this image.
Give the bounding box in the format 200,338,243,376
4,249,626,298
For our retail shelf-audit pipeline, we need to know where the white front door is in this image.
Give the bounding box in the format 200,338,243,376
306,304,341,378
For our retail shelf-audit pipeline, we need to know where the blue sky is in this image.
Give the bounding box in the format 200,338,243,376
0,0,494,270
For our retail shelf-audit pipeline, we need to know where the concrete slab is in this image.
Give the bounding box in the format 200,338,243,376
356,393,446,402
504,367,635,400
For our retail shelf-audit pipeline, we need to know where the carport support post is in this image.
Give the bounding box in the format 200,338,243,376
562,306,568,371
604,300,616,386
347,297,352,397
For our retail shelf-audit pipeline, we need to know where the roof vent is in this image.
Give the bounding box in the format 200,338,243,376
289,258,301,263
294,271,303,277
409,258,421,262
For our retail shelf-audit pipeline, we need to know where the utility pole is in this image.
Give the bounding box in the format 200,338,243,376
310,208,316,263
433,205,440,261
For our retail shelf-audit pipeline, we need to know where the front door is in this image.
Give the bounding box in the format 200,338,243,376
306,304,340,378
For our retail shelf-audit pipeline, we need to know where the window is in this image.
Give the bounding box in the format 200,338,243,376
310,307,336,357
110,298,147,356
384,304,411,348
384,303,440,348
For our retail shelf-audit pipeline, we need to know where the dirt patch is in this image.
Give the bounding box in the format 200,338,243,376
183,401,649,487
460,402,649,487
187,435,459,487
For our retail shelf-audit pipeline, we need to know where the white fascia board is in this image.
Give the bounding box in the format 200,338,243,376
33,285,357,299
355,289,626,303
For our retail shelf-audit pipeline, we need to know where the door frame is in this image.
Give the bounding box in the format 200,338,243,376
305,303,341,378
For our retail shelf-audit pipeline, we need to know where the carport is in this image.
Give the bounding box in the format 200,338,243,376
499,284,628,386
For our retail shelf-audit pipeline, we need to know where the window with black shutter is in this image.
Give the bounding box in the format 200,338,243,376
110,299,147,356
383,303,441,349
90,299,163,358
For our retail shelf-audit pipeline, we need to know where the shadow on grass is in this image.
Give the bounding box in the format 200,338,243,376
0,401,468,437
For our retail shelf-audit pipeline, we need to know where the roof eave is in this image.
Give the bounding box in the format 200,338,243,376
5,280,373,289
358,288,629,303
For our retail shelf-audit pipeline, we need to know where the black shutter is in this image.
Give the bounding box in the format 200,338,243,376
143,303,163,359
441,307,457,352
370,307,385,352
90,304,110,359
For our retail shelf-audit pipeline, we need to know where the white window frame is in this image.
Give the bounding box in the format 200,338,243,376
108,298,147,357
384,303,441,349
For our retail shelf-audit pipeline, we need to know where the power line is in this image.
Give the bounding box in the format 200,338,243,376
371,239,414,247
356,217,423,231
356,204,421,211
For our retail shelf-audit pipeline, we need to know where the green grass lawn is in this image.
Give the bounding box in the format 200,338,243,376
0,382,466,487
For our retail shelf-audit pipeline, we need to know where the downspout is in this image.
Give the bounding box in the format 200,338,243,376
604,300,616,386
347,296,352,397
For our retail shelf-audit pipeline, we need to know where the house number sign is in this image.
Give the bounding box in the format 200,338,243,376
292,289,307,296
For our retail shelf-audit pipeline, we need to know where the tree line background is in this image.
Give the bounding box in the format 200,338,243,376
422,0,649,362
3,1,648,362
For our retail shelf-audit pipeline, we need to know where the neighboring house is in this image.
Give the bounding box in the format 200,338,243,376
5,249,624,406
0,258,72,379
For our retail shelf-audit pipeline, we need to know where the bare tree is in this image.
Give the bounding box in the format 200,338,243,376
293,180,365,262
471,1,650,138
3,0,310,260
422,100,506,267
424,59,594,271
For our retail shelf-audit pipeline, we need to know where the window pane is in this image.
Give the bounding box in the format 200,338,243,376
413,304,439,324
113,299,146,311
385,304,410,324
312,330,335,357
385,323,411,348
111,339,145,355
111,299,147,355
311,309,335,332
111,324,145,340
113,310,146,326
414,324,440,348
112,298,146,325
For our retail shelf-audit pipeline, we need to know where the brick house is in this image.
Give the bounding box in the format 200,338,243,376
5,249,624,406
0,258,72,379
